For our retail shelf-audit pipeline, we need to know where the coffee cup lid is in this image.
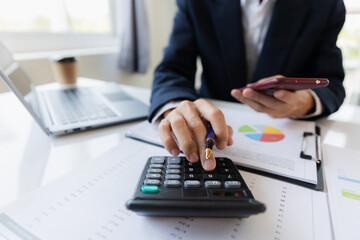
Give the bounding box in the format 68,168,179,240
49,55,78,63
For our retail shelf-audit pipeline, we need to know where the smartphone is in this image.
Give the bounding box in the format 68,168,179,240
238,77,329,94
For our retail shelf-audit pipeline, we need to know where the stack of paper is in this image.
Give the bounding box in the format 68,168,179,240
0,139,331,240
324,144,360,240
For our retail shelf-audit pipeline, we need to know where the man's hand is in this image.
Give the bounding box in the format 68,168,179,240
231,75,316,118
158,99,233,171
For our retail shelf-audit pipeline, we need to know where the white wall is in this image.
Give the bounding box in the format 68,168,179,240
0,0,178,93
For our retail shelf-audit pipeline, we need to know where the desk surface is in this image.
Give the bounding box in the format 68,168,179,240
1,79,360,209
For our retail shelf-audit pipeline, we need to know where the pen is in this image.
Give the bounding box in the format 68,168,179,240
205,126,216,159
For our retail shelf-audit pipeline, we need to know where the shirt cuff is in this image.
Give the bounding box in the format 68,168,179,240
294,90,323,119
151,101,182,125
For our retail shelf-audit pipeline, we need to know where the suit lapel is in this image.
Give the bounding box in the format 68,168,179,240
253,0,309,82
207,0,247,87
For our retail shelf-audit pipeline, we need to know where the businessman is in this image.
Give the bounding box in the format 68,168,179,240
149,0,346,170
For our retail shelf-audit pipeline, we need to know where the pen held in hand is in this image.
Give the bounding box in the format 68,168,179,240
205,126,216,159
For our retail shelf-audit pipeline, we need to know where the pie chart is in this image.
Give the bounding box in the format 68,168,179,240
238,125,285,142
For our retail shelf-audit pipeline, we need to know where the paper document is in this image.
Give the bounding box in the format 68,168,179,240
0,139,330,240
324,144,360,240
126,108,318,184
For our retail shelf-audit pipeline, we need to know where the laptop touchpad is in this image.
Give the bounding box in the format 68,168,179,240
111,100,148,116
104,92,132,102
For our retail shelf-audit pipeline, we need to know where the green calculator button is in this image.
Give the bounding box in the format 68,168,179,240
141,185,159,194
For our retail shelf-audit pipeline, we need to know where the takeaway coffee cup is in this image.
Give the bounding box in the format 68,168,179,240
49,55,78,85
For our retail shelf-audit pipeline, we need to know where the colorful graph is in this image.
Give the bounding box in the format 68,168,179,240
238,125,285,142
338,176,360,202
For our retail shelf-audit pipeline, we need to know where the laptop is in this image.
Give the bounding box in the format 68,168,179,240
0,41,149,136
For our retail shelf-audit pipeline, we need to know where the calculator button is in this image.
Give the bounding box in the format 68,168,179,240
216,162,230,168
185,173,201,180
185,167,201,173
219,168,235,174
141,185,159,194
184,180,201,188
150,157,165,164
203,173,220,180
167,157,181,164
147,168,162,174
164,180,181,188
202,169,219,174
165,174,181,180
167,164,181,169
149,164,164,169
144,179,161,186
224,174,240,180
224,181,241,188
166,169,181,174
205,180,221,188
185,161,201,167
216,158,228,163
146,174,162,179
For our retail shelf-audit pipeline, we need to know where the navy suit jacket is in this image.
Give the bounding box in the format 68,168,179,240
149,0,346,121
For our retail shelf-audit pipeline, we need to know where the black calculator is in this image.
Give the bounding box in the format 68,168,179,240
126,156,265,217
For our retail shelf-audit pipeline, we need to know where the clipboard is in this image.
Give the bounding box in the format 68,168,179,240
237,126,324,191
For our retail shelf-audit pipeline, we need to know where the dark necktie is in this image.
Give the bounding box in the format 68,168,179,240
259,0,263,4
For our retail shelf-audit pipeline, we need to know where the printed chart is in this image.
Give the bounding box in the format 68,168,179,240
324,145,360,240
238,125,285,142
338,175,360,202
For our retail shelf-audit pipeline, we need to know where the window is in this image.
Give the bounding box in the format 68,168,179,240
338,0,360,104
0,0,119,53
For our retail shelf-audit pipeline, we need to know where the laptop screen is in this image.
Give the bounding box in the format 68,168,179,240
0,41,49,134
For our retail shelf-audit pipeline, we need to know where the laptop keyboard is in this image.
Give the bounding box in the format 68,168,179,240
48,88,117,125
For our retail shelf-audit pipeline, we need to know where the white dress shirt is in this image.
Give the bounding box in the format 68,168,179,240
152,0,322,124
241,0,276,82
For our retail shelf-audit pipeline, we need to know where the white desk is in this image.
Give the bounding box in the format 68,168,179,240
1,79,360,211
0,79,150,208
